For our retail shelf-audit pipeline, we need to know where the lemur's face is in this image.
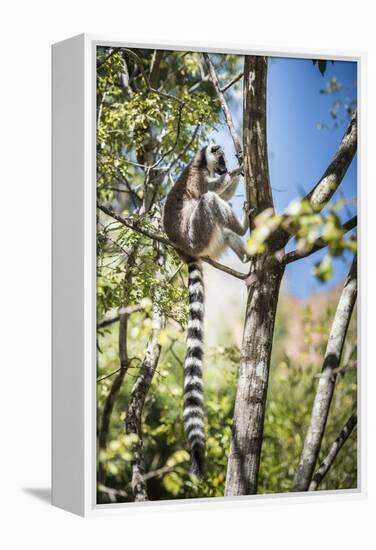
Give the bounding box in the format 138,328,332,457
205,144,228,176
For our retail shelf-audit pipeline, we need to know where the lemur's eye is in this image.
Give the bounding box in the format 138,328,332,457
211,145,220,153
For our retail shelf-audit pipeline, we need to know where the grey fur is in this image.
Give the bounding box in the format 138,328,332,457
163,144,249,262
163,144,250,477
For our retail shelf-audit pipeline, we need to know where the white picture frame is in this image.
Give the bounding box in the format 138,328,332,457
52,34,365,517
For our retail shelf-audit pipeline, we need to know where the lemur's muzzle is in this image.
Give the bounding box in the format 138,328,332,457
216,155,228,175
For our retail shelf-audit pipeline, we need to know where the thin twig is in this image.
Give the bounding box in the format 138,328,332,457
97,368,121,383
313,361,357,379
309,414,357,491
97,304,144,330
97,483,128,502
203,53,243,163
150,102,185,170
122,48,188,109
98,204,248,280
97,48,115,70
220,72,244,93
203,256,248,280
284,216,357,264
164,124,200,174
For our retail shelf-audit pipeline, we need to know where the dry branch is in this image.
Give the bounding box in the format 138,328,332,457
220,72,244,93
98,203,248,280
309,414,357,491
97,304,144,329
284,216,357,264
292,256,357,492
97,250,138,486
125,224,165,502
306,112,357,211
203,53,243,163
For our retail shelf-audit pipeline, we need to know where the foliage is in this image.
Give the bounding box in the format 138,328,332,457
318,76,357,129
247,198,357,282
97,295,357,502
95,47,357,503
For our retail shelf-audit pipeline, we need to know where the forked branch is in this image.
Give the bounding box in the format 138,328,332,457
98,204,247,280
284,216,357,264
292,256,357,492
309,414,357,491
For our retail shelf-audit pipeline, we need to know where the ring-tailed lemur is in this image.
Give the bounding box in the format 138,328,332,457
163,144,250,476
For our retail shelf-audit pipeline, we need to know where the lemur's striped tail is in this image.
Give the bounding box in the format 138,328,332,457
184,260,205,477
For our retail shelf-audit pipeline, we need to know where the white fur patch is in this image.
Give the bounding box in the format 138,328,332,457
189,269,202,280
188,318,202,330
189,282,204,293
189,301,204,312
185,357,202,367
205,147,217,176
187,338,203,349
198,224,225,259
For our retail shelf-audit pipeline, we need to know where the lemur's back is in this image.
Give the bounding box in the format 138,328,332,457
163,150,207,253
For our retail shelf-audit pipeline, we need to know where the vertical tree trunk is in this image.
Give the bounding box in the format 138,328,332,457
292,257,357,492
225,257,284,495
225,56,284,495
97,249,137,490
125,216,165,502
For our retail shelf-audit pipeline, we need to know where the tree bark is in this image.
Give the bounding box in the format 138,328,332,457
225,256,284,495
125,232,165,501
309,414,357,491
225,56,282,496
242,56,274,227
97,249,138,489
305,112,357,211
292,256,357,492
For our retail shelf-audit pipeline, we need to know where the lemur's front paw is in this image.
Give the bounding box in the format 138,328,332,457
243,201,253,217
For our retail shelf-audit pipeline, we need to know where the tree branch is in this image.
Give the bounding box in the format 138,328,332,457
305,112,357,211
122,48,187,109
220,72,244,93
284,216,357,264
125,213,165,502
98,458,189,503
203,256,247,280
309,414,357,491
292,256,357,492
149,50,164,88
98,203,248,280
97,483,129,503
203,53,243,163
97,304,144,329
150,101,185,170
270,112,357,252
97,249,139,487
97,48,115,70
164,124,201,174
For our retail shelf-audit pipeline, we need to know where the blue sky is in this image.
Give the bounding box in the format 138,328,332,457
209,56,357,298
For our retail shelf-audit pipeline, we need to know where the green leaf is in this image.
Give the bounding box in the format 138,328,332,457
313,255,333,282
